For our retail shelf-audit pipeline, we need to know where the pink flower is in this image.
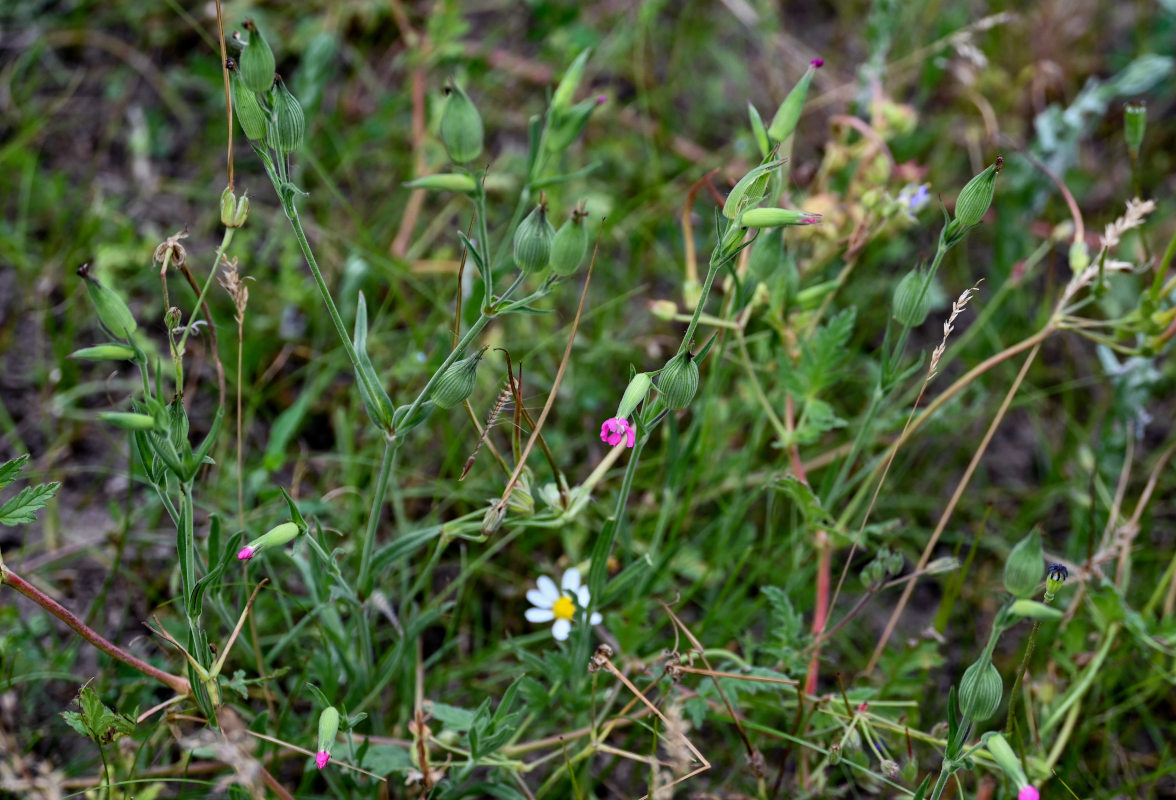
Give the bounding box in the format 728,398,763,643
600,417,635,448
811,58,824,68
1017,787,1039,800
315,750,331,770
237,545,255,560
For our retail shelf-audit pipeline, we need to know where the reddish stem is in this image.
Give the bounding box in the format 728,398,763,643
2,567,190,696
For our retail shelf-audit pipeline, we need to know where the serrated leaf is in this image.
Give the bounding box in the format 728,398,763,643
0,455,29,491
63,687,135,744
766,476,834,526
791,397,847,445
0,482,60,526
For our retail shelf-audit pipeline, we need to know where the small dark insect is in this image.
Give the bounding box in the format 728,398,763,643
1047,563,1068,583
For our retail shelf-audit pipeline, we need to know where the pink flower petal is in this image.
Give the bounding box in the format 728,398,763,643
811,58,824,68
315,750,331,770
237,546,255,560
1017,787,1039,800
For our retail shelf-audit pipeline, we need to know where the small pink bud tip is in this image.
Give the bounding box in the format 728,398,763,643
811,58,824,68
315,750,331,770
596,94,608,104
1017,787,1039,800
237,546,255,560
801,216,821,224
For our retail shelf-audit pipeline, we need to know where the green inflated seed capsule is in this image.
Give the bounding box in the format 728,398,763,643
513,204,555,273
238,20,276,94
958,658,1003,722
439,82,484,164
953,157,1001,228
1124,102,1146,160
231,71,268,141
891,269,931,327
767,58,822,143
77,263,137,340
430,350,485,409
550,212,589,276
402,173,478,193
1003,530,1043,599
269,76,305,153
98,412,156,431
391,400,435,432
71,344,137,361
656,352,699,410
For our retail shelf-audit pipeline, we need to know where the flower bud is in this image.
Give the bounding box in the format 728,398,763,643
546,96,602,153
550,211,589,276
77,263,137,340
958,658,1003,722
1009,599,1063,622
891,269,931,327
615,372,653,420
430,349,485,409
403,173,478,193
551,49,590,116
269,77,305,154
953,158,1001,228
231,72,269,141
983,733,1029,790
439,82,484,164
99,411,157,431
238,20,276,94
722,160,783,221
656,353,699,410
71,344,137,361
315,706,340,770
767,58,822,143
739,208,821,228
220,186,250,228
237,521,302,561
513,204,555,273
1124,102,1146,160
1003,530,1043,598
1044,562,1068,602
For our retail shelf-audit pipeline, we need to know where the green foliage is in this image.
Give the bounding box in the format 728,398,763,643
2,2,1175,799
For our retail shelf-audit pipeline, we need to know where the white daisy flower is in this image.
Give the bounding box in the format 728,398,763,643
524,567,602,641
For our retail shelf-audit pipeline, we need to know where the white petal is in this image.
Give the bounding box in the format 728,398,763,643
552,618,571,640
526,608,555,623
561,567,582,593
526,589,551,608
536,575,559,603
576,586,591,607
589,612,603,625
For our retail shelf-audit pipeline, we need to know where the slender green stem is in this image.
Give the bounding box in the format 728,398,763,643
1004,618,1042,736
175,228,234,373
678,248,737,356
357,442,398,599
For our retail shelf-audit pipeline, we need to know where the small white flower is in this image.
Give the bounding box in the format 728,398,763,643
524,567,602,641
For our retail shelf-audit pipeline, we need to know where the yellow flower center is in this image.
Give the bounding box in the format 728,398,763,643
552,594,576,622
